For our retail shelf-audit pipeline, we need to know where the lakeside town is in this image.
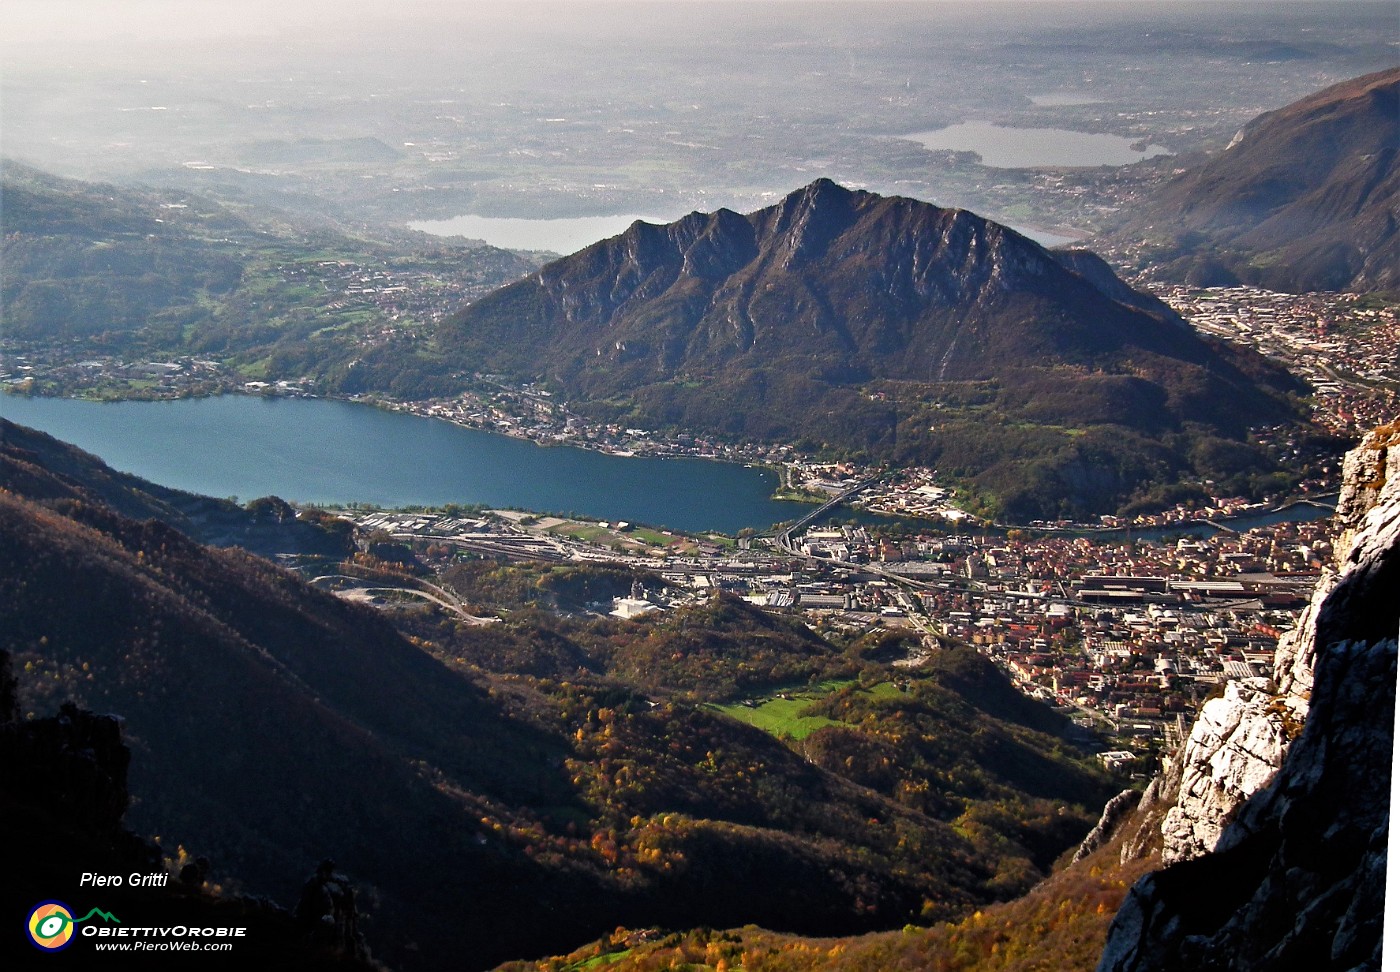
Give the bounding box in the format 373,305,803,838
6,275,1389,534
316,480,1334,766
3,256,1392,767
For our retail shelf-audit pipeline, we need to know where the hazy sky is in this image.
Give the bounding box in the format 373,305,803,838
1,0,1390,227
4,0,1377,39
4,0,1379,38
5,0,1376,53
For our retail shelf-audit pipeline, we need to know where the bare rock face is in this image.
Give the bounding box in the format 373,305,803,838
1158,678,1291,867
1334,421,1400,566
1073,788,1141,864
1098,424,1399,972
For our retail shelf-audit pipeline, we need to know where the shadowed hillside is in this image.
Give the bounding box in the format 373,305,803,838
1,417,355,557
1103,67,1399,293
0,650,381,970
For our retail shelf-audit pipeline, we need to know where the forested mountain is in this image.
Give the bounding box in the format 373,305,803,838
1102,67,1399,293
1,421,1116,970
385,180,1304,520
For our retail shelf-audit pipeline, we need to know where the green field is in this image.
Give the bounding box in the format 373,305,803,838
711,680,902,740
548,523,612,542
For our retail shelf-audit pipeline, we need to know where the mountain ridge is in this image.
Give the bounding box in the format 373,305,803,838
1102,66,1399,292
453,179,1214,386
401,179,1303,519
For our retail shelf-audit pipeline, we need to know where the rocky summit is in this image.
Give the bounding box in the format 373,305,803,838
415,180,1302,519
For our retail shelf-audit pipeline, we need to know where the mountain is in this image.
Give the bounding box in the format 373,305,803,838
2,421,1116,970
401,179,1303,519
0,474,583,969
0,654,379,970
1103,67,1400,293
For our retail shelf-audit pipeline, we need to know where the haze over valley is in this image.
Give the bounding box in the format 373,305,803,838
4,2,1395,239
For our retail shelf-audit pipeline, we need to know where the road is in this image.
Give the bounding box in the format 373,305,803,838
311,568,499,625
774,477,881,554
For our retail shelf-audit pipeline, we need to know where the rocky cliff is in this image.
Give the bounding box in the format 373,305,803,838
1155,676,1296,868
1099,422,1399,971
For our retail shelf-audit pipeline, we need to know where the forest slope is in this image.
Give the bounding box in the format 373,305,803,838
2,422,1116,970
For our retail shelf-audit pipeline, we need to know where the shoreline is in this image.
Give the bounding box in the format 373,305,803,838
4,386,1335,535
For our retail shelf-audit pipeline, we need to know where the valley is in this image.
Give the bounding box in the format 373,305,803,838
0,422,1122,969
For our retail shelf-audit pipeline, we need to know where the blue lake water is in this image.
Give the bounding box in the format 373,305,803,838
0,394,814,534
904,121,1170,168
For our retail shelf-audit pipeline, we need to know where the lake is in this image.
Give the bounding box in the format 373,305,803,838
407,213,671,254
1013,226,1083,248
904,121,1170,168
0,394,813,534
1028,93,1104,107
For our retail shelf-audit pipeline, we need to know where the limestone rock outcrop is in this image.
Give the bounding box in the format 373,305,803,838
1157,677,1291,867
1098,423,1398,971
1073,788,1140,864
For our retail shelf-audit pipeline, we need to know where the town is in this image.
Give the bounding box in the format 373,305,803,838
1144,282,1399,436
315,484,1334,766
4,245,1391,772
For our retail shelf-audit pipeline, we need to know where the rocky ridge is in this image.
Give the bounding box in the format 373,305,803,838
1098,422,1399,971
1156,676,1295,867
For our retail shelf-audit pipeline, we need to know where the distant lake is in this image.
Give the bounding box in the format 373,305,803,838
904,121,1170,168
408,213,671,254
1028,93,1104,107
0,394,813,534
1011,226,1083,248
